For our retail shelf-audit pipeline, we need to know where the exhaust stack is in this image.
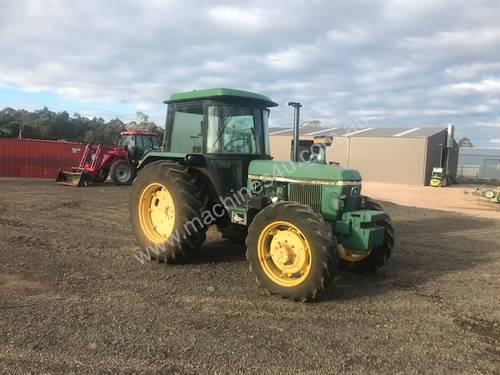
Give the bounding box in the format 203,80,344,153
288,101,302,162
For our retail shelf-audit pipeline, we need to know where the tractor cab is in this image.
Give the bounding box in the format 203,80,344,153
158,88,277,197
117,130,161,163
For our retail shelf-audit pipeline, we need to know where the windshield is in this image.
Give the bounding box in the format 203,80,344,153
207,105,266,154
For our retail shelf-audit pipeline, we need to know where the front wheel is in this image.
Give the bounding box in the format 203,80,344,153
246,202,338,302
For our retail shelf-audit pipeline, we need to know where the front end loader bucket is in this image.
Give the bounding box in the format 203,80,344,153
55,168,89,187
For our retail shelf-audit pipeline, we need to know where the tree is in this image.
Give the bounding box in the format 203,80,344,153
136,111,149,123
127,112,163,134
0,107,158,145
458,137,473,148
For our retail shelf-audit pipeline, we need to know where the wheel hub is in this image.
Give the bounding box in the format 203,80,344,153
117,165,131,181
269,230,307,274
257,221,311,287
138,183,175,243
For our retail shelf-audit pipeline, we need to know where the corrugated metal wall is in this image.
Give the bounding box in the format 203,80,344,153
0,138,84,179
270,133,447,185
340,137,428,185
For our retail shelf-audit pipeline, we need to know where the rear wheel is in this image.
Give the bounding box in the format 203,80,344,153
339,197,394,273
130,161,208,263
110,160,134,185
246,201,338,302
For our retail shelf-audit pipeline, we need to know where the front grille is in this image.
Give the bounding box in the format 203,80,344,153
289,184,322,212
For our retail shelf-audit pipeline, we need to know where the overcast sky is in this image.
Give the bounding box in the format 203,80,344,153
1,0,500,147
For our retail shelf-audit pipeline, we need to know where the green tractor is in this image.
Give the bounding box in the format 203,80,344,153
129,88,394,302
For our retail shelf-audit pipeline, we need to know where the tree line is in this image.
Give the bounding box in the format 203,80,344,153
0,107,163,145
0,106,474,148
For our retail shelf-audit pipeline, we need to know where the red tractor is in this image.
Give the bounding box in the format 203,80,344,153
56,130,161,187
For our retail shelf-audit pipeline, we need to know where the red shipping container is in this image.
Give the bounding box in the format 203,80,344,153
0,138,85,179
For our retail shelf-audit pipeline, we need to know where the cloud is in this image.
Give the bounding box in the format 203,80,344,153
445,62,500,80
266,45,318,71
208,6,267,30
0,0,499,148
447,79,500,95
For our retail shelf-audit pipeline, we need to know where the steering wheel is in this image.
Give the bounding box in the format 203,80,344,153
223,137,249,153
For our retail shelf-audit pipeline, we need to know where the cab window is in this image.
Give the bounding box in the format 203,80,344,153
168,103,204,153
136,135,156,151
263,109,270,155
121,135,135,149
207,106,264,154
136,135,146,150
151,136,160,149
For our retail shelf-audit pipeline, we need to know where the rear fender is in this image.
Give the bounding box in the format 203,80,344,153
136,151,186,171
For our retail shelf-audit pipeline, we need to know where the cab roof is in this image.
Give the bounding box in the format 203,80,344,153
164,88,279,107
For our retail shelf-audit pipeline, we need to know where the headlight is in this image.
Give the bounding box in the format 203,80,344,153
351,186,360,198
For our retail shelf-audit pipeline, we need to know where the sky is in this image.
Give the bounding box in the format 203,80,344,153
1,0,500,148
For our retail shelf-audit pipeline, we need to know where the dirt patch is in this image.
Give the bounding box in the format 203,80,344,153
0,217,30,228
61,201,82,209
454,315,500,348
0,273,45,294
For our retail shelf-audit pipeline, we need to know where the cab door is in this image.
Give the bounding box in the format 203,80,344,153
205,105,269,198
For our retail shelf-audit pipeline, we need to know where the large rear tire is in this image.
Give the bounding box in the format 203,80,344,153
110,160,134,185
246,201,338,302
130,161,208,263
339,197,394,273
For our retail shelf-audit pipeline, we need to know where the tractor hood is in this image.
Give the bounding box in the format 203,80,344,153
248,160,361,185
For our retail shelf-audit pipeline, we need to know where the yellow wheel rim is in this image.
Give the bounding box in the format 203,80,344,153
338,244,371,262
257,221,311,287
138,183,176,243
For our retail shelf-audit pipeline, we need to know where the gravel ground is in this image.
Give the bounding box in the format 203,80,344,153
0,178,499,374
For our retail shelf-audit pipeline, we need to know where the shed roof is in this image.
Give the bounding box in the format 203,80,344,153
269,126,446,138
